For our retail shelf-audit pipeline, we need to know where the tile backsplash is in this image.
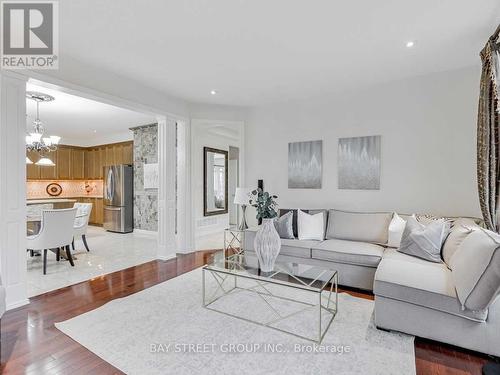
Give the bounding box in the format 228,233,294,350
27,180,103,199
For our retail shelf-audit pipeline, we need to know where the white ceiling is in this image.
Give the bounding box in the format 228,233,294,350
26,83,157,147
59,0,500,106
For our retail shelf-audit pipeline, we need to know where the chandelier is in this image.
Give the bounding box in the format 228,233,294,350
26,91,60,166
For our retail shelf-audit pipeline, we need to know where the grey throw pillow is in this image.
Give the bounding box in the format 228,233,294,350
398,216,450,263
450,228,500,311
274,211,294,239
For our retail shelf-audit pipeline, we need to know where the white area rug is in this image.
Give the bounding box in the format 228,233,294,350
55,268,415,375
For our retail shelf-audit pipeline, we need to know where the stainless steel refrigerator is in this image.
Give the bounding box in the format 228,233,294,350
103,165,134,233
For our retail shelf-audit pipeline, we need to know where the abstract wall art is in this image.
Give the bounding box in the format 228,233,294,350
338,135,381,190
288,140,322,189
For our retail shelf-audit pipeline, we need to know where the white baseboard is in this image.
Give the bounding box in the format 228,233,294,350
133,229,158,236
7,298,30,311
157,254,177,261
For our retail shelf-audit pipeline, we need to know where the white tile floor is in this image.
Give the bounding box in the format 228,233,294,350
27,226,158,297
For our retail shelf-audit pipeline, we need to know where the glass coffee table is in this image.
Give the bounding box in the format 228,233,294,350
202,253,338,343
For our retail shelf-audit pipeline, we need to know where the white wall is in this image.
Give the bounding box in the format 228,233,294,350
245,66,482,225
191,120,244,249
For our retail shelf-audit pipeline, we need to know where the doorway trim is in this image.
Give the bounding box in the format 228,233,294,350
189,119,245,253
0,70,188,310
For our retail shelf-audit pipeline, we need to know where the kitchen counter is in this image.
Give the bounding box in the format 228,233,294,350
27,199,78,205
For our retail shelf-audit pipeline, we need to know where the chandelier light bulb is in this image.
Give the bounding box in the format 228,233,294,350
26,157,33,164
42,137,53,146
26,135,32,144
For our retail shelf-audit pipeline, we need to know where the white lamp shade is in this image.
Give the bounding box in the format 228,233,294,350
234,187,252,205
36,157,55,166
42,137,53,146
25,135,32,144
50,135,61,145
30,132,42,143
26,157,33,164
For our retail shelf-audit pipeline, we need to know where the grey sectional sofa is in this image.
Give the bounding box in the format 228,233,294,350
244,208,500,357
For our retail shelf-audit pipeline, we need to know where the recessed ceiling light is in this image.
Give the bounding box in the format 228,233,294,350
93,129,97,133
406,41,415,48
210,90,217,95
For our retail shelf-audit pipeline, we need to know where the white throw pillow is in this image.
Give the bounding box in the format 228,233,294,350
298,209,324,241
387,212,407,248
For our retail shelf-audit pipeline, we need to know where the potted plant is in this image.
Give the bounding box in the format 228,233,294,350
249,188,281,272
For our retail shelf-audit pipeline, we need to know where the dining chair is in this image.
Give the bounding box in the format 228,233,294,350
27,208,78,275
72,203,93,252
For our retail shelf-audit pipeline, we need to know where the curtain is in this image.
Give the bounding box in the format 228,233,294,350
477,39,500,231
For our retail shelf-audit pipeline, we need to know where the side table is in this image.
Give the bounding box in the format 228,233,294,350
224,227,245,258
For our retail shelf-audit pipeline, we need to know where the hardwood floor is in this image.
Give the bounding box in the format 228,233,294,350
0,250,495,375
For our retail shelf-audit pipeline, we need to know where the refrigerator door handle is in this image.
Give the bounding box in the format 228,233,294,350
104,206,121,211
106,168,115,202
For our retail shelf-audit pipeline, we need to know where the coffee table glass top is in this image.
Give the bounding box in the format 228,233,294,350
204,253,337,292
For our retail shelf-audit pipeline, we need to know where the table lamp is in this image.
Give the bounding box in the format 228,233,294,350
234,187,252,230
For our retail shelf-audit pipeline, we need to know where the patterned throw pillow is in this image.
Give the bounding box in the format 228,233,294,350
398,216,451,263
274,211,294,239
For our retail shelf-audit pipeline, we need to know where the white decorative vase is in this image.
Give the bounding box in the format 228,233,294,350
253,218,281,272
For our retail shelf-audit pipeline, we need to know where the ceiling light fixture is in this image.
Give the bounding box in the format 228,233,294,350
210,90,217,95
406,41,415,48
36,156,55,166
25,91,61,156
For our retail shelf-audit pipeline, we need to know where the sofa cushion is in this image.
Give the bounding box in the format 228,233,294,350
278,239,320,258
442,218,479,267
387,212,406,248
311,239,384,267
274,211,294,239
326,209,392,244
398,216,450,263
298,210,325,241
374,248,487,322
279,209,328,239
450,228,500,311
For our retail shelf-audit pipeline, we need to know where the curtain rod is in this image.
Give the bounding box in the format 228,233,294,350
491,23,500,41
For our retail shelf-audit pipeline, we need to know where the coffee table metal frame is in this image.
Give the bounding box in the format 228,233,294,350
202,255,338,344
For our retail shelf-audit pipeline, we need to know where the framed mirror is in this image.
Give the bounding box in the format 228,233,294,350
204,147,228,216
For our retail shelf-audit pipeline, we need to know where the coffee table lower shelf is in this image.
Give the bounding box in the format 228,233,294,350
202,265,338,344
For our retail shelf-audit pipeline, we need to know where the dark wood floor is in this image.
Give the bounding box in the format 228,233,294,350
0,250,495,375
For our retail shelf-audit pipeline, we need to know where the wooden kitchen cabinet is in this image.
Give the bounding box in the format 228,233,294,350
97,147,105,178
93,198,104,225
86,197,104,225
71,148,85,179
56,147,72,179
39,152,57,179
123,142,133,164
26,150,41,179
27,141,133,181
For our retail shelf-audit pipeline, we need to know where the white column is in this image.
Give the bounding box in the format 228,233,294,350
156,116,177,260
0,73,28,309
174,120,193,253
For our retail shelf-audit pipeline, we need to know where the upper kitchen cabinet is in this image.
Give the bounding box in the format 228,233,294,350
27,141,133,180
56,147,72,179
39,152,58,179
26,150,41,180
71,148,85,179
